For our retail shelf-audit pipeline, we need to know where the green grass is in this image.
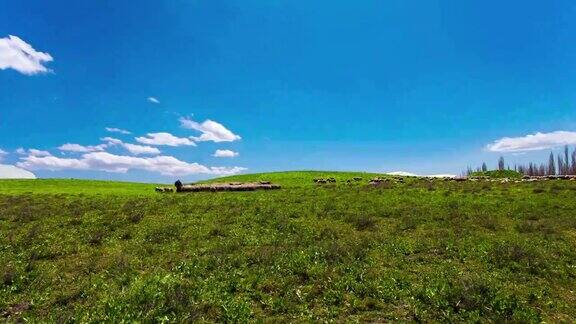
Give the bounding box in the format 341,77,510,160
470,169,523,179
0,179,159,195
1,171,576,322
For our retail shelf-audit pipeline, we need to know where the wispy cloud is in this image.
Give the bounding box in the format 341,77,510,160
28,149,52,157
57,137,160,156
17,151,246,176
105,127,131,135
136,132,196,147
180,117,241,143
486,131,576,152
58,143,107,153
102,137,160,155
147,97,160,104
0,149,7,161
15,148,52,157
213,149,239,158
0,35,53,75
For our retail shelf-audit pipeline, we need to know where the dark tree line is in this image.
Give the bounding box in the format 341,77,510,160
467,145,576,176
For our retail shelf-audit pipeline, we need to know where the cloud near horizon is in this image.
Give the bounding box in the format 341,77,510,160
11,116,246,178
0,35,53,75
486,131,576,152
180,117,241,143
16,151,245,176
136,132,196,147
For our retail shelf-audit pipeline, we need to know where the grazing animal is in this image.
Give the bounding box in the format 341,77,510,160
369,177,389,186
174,180,183,192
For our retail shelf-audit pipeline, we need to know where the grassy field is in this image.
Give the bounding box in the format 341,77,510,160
1,171,576,322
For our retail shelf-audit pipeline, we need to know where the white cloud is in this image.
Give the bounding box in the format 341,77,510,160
147,97,160,104
0,164,36,179
0,149,7,161
17,152,245,176
105,127,131,135
15,148,51,157
0,35,53,75
58,143,107,153
101,137,161,155
213,149,239,158
28,149,52,157
122,143,160,155
180,117,241,143
18,154,88,170
136,132,196,147
101,137,122,145
486,131,576,152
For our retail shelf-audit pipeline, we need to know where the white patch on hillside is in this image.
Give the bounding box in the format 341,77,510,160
385,171,457,178
0,164,36,179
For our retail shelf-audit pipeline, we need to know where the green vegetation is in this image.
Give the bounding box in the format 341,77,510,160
470,169,523,179
1,171,575,322
0,178,159,195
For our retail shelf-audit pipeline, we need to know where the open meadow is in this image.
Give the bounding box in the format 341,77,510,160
1,171,576,322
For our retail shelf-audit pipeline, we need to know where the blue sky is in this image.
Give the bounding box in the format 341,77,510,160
2,0,576,182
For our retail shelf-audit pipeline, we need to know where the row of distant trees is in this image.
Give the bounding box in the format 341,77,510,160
467,145,576,176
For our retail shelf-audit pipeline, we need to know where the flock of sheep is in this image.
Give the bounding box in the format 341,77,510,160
155,180,281,193
154,174,576,193
313,174,576,186
313,176,364,184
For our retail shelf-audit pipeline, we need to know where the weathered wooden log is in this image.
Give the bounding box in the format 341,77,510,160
174,182,281,192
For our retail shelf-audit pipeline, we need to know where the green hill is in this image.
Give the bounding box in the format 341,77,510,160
0,178,158,195
1,172,575,322
470,170,522,179
204,170,386,187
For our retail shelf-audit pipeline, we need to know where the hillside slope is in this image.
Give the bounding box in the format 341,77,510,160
203,170,386,187
1,172,575,321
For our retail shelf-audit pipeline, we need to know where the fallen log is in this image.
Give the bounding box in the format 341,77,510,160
174,180,281,192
